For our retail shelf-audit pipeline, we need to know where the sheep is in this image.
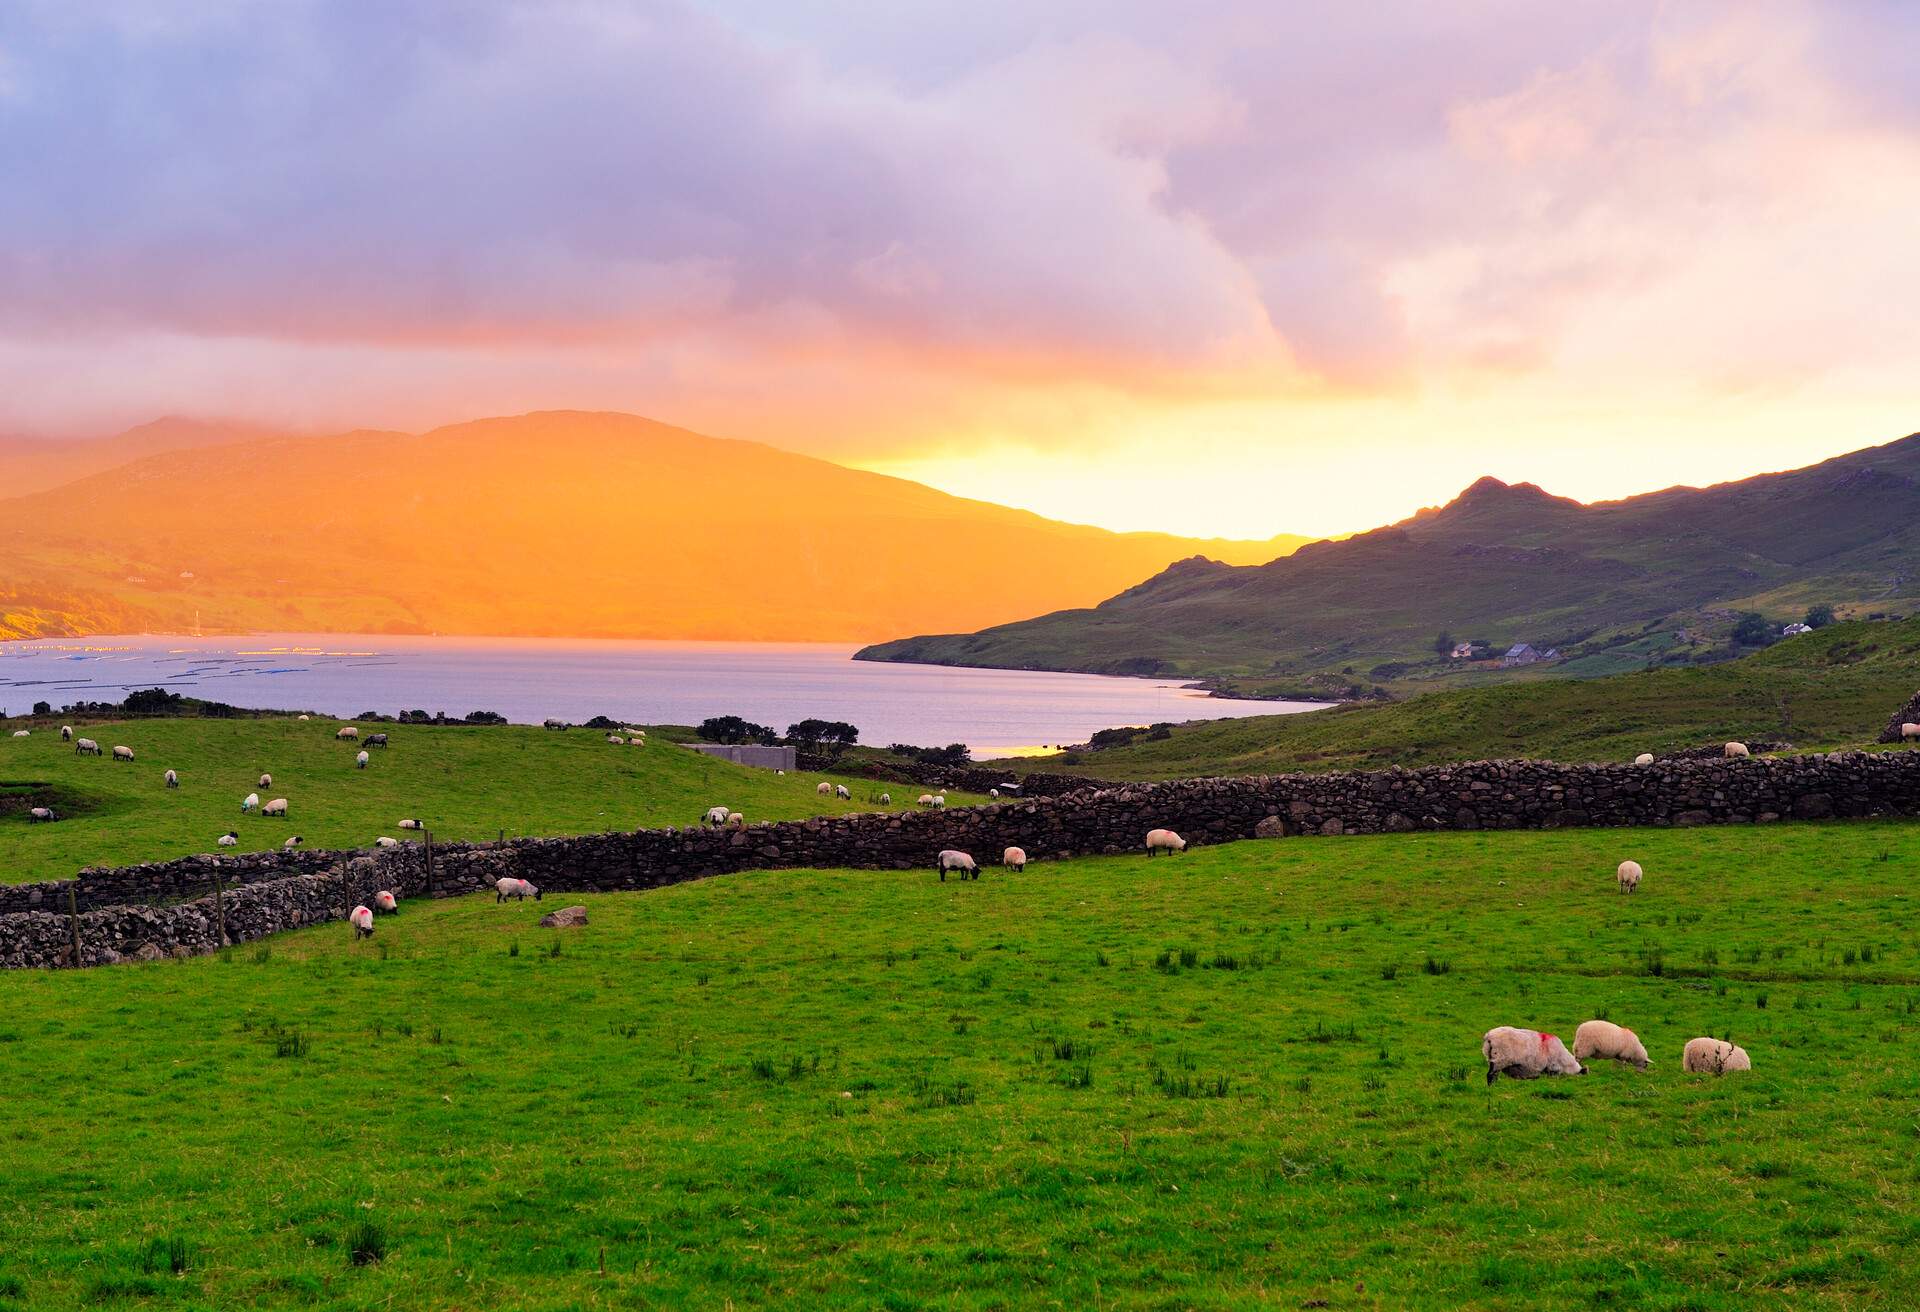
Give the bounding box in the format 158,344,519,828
817,782,833,796
607,733,624,744
373,890,397,913
350,905,374,939
112,745,134,762
75,737,102,756
259,773,272,788
931,794,946,809
217,831,238,847
704,805,731,828
495,877,541,903
1903,723,1920,741
263,798,289,817
726,812,745,829
1634,752,1654,765
60,725,73,741
990,788,998,799
1574,1020,1652,1071
356,750,370,768
917,794,934,807
937,849,979,881
28,806,56,824
1145,829,1187,856
337,726,359,740
879,792,891,805
776,769,785,776
242,792,260,813
398,818,423,830
835,784,851,800
283,835,304,848
297,714,310,721
1617,859,1643,894
1682,1037,1751,1074
1003,846,1027,872
9,729,26,738
1482,1026,1587,1083
628,737,644,745
164,769,178,789
366,733,389,748
543,718,567,731
375,836,399,848
1724,741,1749,758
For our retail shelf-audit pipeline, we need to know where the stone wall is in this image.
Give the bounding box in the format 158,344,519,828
10,749,1920,968
1879,689,1920,743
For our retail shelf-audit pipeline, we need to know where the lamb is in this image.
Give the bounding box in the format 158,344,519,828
1145,829,1187,856
60,725,73,741
373,890,397,913
75,738,102,756
398,818,423,830
1573,1020,1651,1070
112,745,135,762
937,849,979,881
1634,752,1655,765
259,773,272,788
1482,1026,1586,1083
217,831,238,847
263,798,289,817
1616,859,1643,894
375,836,399,848
1903,723,1920,741
1682,1037,1751,1074
1724,741,1749,758
164,769,178,789
337,726,359,740
817,782,833,796
350,905,374,939
242,792,260,812
28,806,56,823
726,812,745,829
366,733,389,748
835,784,851,800
9,729,26,738
495,877,541,903
356,750,370,768
283,835,304,848
1003,846,1027,873
704,805,731,828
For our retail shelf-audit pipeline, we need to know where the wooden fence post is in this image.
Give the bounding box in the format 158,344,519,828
66,881,81,968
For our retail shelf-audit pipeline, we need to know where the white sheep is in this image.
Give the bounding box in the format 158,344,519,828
263,798,289,817
398,818,423,830
494,877,541,903
350,905,374,939
1003,846,1027,872
1724,741,1749,758
1482,1026,1586,1082
835,784,851,800
990,788,998,799
337,726,359,740
817,782,833,796
374,890,397,913
917,794,934,807
1574,1020,1652,1070
75,737,102,756
1634,752,1654,765
112,745,135,762
931,794,946,809
704,805,731,828
607,733,623,743
259,773,272,788
9,729,27,738
1682,1037,1751,1074
628,737,643,745
164,769,178,789
297,714,310,721
1903,723,1920,741
283,835,304,848
60,725,73,741
879,792,891,805
28,806,56,823
726,812,745,829
356,750,370,768
242,792,260,812
217,831,238,847
375,836,399,848
937,849,978,881
1616,859,1643,894
1145,829,1187,856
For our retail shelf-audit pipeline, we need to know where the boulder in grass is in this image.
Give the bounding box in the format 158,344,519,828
539,906,588,928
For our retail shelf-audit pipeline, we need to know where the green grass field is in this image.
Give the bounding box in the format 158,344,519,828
0,717,978,883
1004,617,1920,780
6,821,1918,1308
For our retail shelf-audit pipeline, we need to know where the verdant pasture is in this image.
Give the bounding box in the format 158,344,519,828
6,822,1919,1308
0,717,969,882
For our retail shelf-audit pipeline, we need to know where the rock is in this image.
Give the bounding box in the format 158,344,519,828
1253,815,1286,839
539,906,589,928
131,942,164,961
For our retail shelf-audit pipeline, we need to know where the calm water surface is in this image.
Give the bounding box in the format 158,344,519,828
0,634,1321,755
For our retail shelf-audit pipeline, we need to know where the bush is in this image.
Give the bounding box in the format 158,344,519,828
1732,612,1774,647
698,715,777,745
462,710,507,725
1805,604,1836,629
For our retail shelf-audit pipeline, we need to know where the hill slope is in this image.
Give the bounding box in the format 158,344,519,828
0,411,1310,643
859,431,1920,689
0,416,289,497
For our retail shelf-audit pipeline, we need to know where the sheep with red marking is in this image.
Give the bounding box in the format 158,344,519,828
374,890,397,913
495,877,541,903
1482,1026,1586,1083
350,905,375,939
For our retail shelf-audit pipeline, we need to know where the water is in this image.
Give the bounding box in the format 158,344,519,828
0,634,1323,755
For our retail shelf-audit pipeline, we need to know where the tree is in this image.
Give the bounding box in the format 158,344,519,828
31,701,50,716
698,715,776,745
786,719,860,758
1731,612,1774,646
1433,630,1454,657
1804,604,1836,629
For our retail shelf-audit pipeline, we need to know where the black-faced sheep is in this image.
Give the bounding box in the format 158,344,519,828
259,773,272,788
60,725,73,741
28,806,56,823
111,745,134,762
356,750,370,769
1003,846,1027,872
283,835,303,848
217,831,238,847
494,877,541,903
937,850,978,881
164,769,178,789
75,738,102,756
336,726,359,740
366,733,389,748
263,798,289,817
704,806,730,828
242,792,260,813
398,818,422,830
350,905,374,938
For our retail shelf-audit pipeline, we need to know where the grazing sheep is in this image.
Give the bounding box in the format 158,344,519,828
164,769,178,789
337,726,359,740
28,806,56,824
350,905,374,939
1145,828,1187,856
59,724,73,741
263,798,289,817
297,714,310,721
366,733,388,748
1682,1037,1751,1074
917,794,934,807
1617,859,1643,894
726,812,745,829
1003,846,1027,872
543,718,567,731
628,737,643,745
356,750,370,768
495,877,541,903
1724,741,1749,758
835,784,851,800
704,805,731,828
931,794,946,809
217,831,238,847
990,788,998,799
879,792,891,805
607,733,624,743
259,773,272,788
75,737,102,756
283,835,304,848
776,769,785,776
373,890,397,913
112,745,134,762
398,818,423,830
375,836,399,848
817,782,833,796
242,792,260,812
1634,752,1654,765
1574,1020,1652,1070
937,849,979,881
9,729,26,738
1482,1026,1587,1083
1903,723,1920,741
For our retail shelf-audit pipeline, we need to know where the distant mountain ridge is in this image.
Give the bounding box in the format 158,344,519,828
856,431,1920,693
0,410,1313,643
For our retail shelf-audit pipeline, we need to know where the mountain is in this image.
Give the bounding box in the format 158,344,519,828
0,411,1312,643
0,417,292,498
856,431,1920,693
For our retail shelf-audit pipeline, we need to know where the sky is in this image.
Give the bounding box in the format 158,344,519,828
1,1,1917,539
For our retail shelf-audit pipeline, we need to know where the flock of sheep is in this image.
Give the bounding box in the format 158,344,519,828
1484,1024,1752,1081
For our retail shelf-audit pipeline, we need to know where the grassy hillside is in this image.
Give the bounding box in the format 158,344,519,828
0,716,979,883
6,822,1917,1307
1003,617,1920,780
860,431,1920,692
